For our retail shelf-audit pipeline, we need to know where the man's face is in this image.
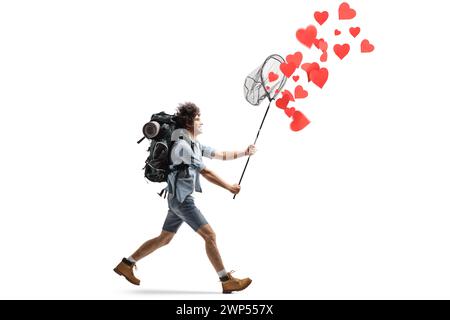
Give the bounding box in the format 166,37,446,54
193,114,203,136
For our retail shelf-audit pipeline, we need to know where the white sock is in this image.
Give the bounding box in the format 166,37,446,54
217,269,228,278
127,256,137,264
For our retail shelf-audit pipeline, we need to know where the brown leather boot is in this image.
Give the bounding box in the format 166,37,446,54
221,271,252,294
114,258,140,286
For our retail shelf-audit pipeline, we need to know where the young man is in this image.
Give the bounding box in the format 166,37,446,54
114,102,256,293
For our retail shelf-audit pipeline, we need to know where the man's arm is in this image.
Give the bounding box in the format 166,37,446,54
200,167,241,194
212,144,256,161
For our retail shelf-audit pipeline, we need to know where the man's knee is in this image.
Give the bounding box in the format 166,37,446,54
203,230,216,244
159,232,175,246
197,224,217,244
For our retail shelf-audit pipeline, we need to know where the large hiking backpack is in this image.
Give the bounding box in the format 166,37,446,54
137,111,177,183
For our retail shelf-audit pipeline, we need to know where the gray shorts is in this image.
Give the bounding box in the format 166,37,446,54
162,195,208,233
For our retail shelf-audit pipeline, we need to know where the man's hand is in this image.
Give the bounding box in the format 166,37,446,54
245,144,257,156
228,183,241,195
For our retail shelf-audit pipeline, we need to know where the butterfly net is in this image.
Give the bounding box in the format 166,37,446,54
243,54,287,106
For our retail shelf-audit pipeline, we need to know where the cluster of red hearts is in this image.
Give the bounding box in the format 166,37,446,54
271,2,375,132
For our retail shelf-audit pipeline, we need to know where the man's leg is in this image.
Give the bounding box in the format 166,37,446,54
173,196,251,293
114,206,182,286
197,224,252,293
197,224,225,272
130,230,175,261
114,231,175,285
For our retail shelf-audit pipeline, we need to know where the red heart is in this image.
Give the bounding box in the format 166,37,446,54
294,85,308,99
361,39,375,53
296,25,317,48
314,38,325,49
313,38,322,49
276,96,289,109
284,107,296,118
318,39,328,52
280,62,296,78
301,62,320,82
275,89,280,94
301,63,311,72
310,67,328,88
335,29,341,36
268,72,279,82
339,2,356,20
282,89,295,102
349,27,360,38
286,52,303,68
314,11,329,25
292,75,300,82
333,43,350,60
320,51,328,62
290,111,310,132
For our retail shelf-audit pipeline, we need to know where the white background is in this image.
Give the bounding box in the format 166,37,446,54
1,0,449,299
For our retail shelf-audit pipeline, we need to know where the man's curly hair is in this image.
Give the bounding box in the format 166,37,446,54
175,102,200,130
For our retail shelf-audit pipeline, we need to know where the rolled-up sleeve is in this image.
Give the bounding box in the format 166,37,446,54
199,143,216,159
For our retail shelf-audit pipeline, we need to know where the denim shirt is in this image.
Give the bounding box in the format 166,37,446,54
167,129,215,203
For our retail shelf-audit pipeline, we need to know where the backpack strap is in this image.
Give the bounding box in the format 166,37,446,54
158,187,168,199
171,135,195,169
157,135,195,199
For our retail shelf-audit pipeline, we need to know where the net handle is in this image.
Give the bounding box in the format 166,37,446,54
233,98,273,200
